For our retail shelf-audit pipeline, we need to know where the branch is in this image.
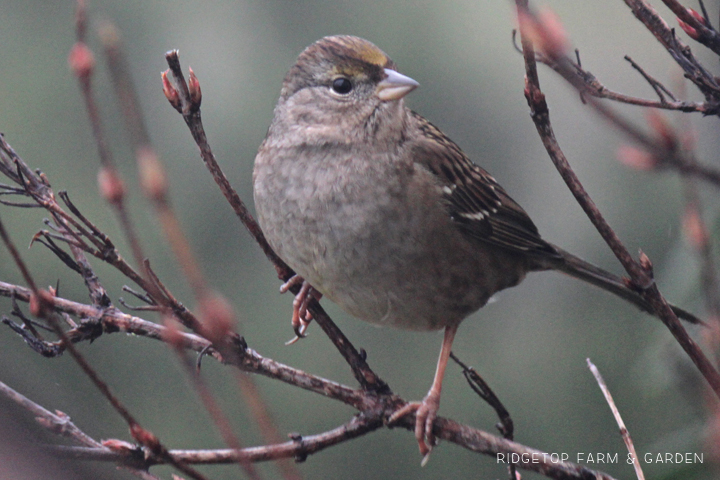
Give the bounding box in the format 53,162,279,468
0,220,210,480
663,0,720,55
0,280,367,409
0,380,161,480
49,414,381,467
1,278,620,479
622,0,720,101
514,10,720,188
587,359,645,480
515,2,720,400
520,34,712,114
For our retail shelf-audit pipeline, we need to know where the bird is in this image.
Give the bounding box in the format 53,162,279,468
252,35,698,458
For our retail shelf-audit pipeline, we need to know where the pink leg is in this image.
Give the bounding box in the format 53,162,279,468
389,323,459,460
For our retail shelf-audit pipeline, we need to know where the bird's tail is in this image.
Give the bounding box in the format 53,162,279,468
544,244,702,325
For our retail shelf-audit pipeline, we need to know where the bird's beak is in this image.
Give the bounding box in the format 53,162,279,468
376,68,419,101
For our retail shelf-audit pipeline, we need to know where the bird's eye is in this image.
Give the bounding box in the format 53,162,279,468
331,77,353,95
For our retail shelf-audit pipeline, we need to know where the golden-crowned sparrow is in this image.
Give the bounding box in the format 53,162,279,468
253,35,695,457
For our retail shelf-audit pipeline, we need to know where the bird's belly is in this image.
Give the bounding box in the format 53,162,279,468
276,198,526,331
255,151,527,331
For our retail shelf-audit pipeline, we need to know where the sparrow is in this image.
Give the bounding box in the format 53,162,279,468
253,35,698,457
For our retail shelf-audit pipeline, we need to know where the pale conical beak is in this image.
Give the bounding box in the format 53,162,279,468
376,68,419,101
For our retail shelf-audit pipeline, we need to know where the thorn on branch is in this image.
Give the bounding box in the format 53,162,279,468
196,344,214,370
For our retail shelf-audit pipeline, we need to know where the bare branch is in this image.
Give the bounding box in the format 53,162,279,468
515,1,720,400
587,359,645,480
663,0,720,55
450,352,517,480
622,0,720,101
2,278,620,479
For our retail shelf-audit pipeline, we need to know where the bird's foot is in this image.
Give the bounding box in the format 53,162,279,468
280,275,322,345
389,393,440,463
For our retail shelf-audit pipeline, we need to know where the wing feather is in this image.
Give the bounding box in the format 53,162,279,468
409,111,558,257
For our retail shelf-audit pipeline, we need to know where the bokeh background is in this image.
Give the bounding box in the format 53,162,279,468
1,1,718,479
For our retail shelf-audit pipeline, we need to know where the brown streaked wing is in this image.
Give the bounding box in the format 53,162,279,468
409,111,558,257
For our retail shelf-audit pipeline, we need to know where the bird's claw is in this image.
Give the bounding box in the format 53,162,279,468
388,394,440,460
280,275,321,344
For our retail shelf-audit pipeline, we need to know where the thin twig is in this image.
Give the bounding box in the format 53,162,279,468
0,135,159,298
51,414,381,467
450,352,517,480
0,212,210,480
624,55,677,102
527,45,707,113
0,379,104,448
587,359,645,480
48,310,209,480
0,280,365,408
516,8,720,187
162,51,287,277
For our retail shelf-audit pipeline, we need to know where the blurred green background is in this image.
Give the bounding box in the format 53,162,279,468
1,1,718,479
